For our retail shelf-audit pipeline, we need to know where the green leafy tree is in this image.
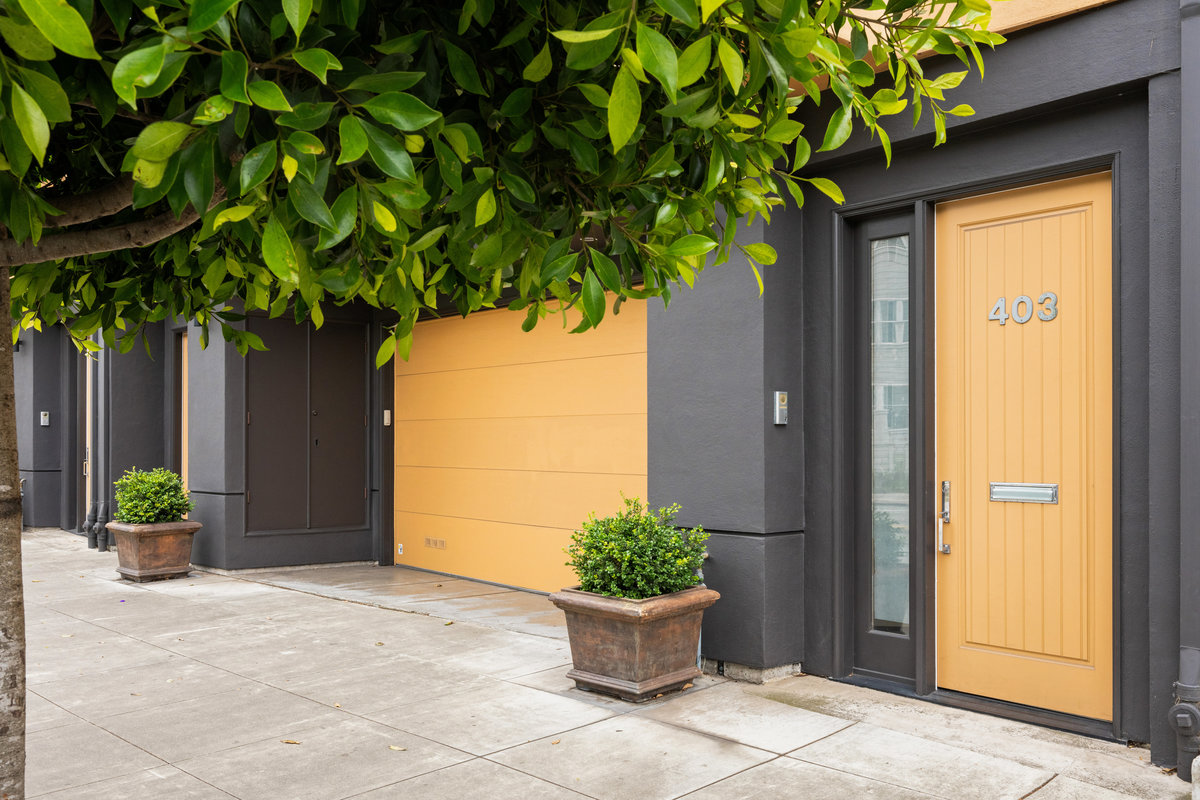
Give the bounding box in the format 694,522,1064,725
0,0,1000,793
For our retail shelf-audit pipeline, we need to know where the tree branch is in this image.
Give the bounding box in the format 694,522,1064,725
0,185,226,267
44,176,135,228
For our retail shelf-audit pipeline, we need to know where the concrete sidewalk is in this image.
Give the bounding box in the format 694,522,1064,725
20,528,1187,799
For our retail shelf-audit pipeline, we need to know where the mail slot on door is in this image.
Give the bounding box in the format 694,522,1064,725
989,482,1059,504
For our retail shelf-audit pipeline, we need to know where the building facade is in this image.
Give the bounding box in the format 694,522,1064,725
14,0,1200,776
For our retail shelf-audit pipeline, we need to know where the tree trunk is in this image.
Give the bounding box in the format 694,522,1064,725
0,266,25,799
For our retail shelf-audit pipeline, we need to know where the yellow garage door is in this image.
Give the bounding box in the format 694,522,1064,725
393,304,648,592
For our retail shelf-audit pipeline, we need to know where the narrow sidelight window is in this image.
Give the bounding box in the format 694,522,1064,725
870,235,910,635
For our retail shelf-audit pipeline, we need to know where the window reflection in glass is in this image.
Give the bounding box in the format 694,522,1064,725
870,235,910,635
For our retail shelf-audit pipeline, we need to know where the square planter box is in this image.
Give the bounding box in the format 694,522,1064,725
107,520,202,582
549,585,719,702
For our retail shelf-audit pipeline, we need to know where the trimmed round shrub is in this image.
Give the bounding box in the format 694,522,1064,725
112,467,193,524
566,497,708,600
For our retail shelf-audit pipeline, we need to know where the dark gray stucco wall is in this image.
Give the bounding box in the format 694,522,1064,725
185,321,245,569
1145,70,1181,761
648,210,807,668
13,327,76,528
104,326,166,488
648,214,768,534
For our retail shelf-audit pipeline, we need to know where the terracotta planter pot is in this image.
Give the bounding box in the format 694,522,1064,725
549,585,720,702
106,520,202,582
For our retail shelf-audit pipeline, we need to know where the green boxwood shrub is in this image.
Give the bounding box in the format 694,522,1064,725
112,467,193,524
566,497,709,600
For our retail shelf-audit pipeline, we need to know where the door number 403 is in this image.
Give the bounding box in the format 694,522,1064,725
989,292,1058,325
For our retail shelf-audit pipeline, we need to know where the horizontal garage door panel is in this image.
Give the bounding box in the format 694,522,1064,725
402,304,646,374
395,466,644,531
394,415,646,474
394,354,646,421
394,512,583,592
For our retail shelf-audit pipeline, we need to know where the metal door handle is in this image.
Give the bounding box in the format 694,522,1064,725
938,480,951,554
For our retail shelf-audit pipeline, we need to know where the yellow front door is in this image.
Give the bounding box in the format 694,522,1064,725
934,173,1113,721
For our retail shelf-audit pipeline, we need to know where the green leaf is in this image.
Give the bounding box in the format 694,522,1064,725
665,234,717,257
375,335,396,369
285,131,324,156
608,64,641,151
262,215,299,282
590,249,621,292
717,37,743,93
137,53,188,99
187,0,239,34
580,269,605,326
523,42,552,82
443,40,485,94
727,113,760,128
130,121,192,160
247,81,292,112
0,18,55,60
361,120,415,181
238,140,276,194
15,0,100,59
16,67,69,123
552,28,617,43
500,171,535,204
931,70,967,90
541,253,577,285
360,92,441,131
819,105,852,151
0,117,30,178
182,139,215,212
282,0,311,39
576,83,609,107
345,72,424,93
700,0,725,21
653,0,698,28
621,48,647,82
636,22,678,101
499,88,532,117
131,157,166,188
220,51,250,104
409,224,448,252
871,88,907,115
383,180,430,210
111,43,165,109
947,103,975,117
192,94,235,125
780,28,817,58
742,242,777,265
371,200,396,231
316,185,357,250
289,177,335,230
764,118,803,142
847,60,875,87
202,256,227,294
213,204,256,229
337,115,367,164
475,187,496,226
276,102,334,131
292,49,343,84
563,14,621,71
677,36,710,88
803,176,844,204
